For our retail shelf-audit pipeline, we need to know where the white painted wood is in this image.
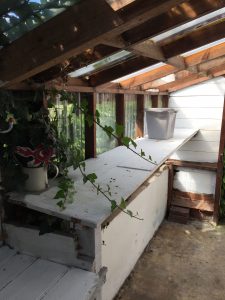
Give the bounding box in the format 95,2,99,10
191,130,220,142
170,151,218,163
175,119,222,130
179,141,219,153
0,246,99,300
176,108,223,119
170,96,224,108
0,253,36,290
169,76,225,195
0,258,68,300
101,167,168,300
0,246,16,267
42,268,99,300
4,224,83,268
174,168,216,194
9,129,197,227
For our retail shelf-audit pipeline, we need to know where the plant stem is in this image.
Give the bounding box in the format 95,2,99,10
78,164,143,221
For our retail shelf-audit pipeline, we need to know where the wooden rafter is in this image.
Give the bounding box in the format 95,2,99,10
0,0,189,87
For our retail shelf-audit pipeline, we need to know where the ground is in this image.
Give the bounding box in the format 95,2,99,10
115,220,225,300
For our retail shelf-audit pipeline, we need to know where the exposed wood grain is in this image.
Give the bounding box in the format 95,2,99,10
172,195,214,212
173,190,214,202
151,95,159,108
166,159,218,171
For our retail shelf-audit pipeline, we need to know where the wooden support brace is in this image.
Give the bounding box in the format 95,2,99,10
162,94,169,108
151,95,158,108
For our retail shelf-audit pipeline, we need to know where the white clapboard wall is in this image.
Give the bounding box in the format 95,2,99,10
169,77,225,194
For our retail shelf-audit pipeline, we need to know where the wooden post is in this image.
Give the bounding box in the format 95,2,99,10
213,96,225,224
167,163,174,216
84,92,97,159
116,93,125,146
162,94,169,108
136,94,144,138
151,95,158,108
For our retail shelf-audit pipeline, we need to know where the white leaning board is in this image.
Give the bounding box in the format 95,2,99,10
10,129,198,227
0,246,99,300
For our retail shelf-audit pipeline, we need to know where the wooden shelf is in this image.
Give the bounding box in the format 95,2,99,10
9,129,199,228
166,159,217,171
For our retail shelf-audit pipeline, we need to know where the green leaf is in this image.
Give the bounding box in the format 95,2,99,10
104,125,114,138
95,109,100,124
127,210,133,217
120,197,126,209
111,200,117,212
148,155,152,161
121,136,131,147
130,139,137,148
57,200,65,210
54,190,65,199
141,149,145,157
86,173,98,184
115,124,124,137
79,161,86,171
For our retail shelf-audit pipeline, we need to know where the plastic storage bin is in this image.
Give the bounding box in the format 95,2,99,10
145,108,177,139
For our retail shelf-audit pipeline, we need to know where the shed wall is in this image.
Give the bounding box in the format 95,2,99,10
169,77,225,194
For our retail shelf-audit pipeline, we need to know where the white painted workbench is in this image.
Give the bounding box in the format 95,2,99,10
6,128,199,300
9,129,198,228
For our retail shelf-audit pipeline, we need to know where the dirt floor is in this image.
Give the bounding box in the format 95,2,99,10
115,220,225,300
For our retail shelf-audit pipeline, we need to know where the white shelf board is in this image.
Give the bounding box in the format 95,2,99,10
10,129,198,227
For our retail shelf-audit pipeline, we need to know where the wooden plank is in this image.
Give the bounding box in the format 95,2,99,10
173,190,214,202
116,93,125,145
172,194,214,212
0,0,123,86
0,247,16,267
85,93,97,159
214,96,225,223
161,20,225,59
123,0,225,45
136,94,144,138
120,65,178,89
166,159,217,171
42,268,99,300
0,253,36,290
0,0,188,86
0,259,68,300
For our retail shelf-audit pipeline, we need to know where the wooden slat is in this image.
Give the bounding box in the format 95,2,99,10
173,190,214,202
135,94,144,138
0,0,123,86
85,93,97,159
162,95,169,108
116,93,125,146
172,194,214,212
166,159,217,171
167,164,174,215
161,20,225,59
214,96,225,223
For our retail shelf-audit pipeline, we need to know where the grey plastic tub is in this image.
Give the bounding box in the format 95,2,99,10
145,108,177,139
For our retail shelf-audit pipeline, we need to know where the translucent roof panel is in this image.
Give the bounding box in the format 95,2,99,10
0,0,81,48
69,50,134,78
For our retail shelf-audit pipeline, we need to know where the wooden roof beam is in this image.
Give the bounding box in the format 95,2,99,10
0,0,188,87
